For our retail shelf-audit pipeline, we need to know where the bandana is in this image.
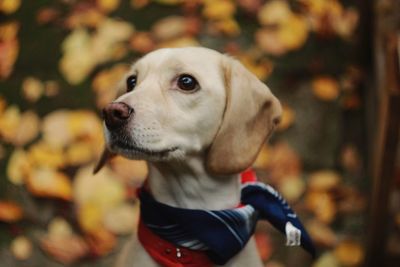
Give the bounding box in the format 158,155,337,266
138,169,315,266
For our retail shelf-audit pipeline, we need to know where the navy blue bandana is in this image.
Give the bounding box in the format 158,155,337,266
139,171,315,265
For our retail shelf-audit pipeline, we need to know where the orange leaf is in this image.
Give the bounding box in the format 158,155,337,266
40,235,89,265
85,227,116,256
0,201,23,222
26,168,72,201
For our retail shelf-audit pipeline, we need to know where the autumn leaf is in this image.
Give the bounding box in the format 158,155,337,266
22,76,44,102
85,227,116,256
26,168,72,201
0,201,23,222
40,235,89,264
202,0,236,20
7,148,31,185
312,76,340,101
334,240,364,266
0,0,21,14
96,0,120,13
10,236,33,260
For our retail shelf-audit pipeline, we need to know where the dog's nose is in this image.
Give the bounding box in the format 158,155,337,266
102,102,134,130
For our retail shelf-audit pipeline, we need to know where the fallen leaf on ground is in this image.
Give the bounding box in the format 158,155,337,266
308,170,341,191
7,149,31,185
40,234,89,264
334,239,364,266
306,191,336,224
0,201,23,222
26,168,72,201
22,76,44,102
258,0,292,26
0,0,21,14
312,76,340,101
28,141,65,169
85,227,116,256
109,156,148,185
152,16,188,41
10,236,33,260
278,175,306,203
202,0,236,20
103,203,139,234
97,0,120,13
312,252,340,267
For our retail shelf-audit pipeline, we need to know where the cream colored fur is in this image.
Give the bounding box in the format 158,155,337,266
97,47,284,267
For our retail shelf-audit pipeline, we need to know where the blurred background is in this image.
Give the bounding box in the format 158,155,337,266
0,0,399,266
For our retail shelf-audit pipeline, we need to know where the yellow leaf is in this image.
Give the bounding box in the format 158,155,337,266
236,54,273,81
0,105,20,142
92,64,129,108
10,236,32,260
26,168,72,200
48,217,74,239
103,203,139,234
66,142,95,166
0,201,23,222
109,156,148,185
157,37,199,49
278,176,305,203
77,201,104,233
85,227,116,256
308,170,341,191
40,234,89,265
0,0,21,14
0,21,19,41
255,28,287,56
59,28,95,85
97,0,120,13
74,165,125,206
153,0,184,5
203,0,236,20
7,149,31,185
152,16,187,41
278,14,309,50
213,18,241,37
28,141,65,169
312,76,340,101
258,0,292,26
13,111,40,146
334,240,364,266
41,110,71,148
22,76,44,102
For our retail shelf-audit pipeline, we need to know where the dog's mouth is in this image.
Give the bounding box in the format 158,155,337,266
111,140,178,158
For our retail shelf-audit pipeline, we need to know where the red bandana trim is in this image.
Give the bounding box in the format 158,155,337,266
138,219,213,267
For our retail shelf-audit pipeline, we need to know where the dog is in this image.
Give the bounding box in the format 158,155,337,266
93,47,307,267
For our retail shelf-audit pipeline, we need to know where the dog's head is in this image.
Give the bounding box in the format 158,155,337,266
94,47,281,175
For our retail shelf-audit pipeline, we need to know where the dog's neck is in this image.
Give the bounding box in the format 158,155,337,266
147,155,241,210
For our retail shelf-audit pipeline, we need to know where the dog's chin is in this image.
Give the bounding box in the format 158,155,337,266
108,140,179,162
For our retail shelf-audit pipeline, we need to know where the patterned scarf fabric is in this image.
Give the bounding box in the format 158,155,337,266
139,170,315,265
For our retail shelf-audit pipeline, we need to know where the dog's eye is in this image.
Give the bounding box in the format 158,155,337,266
126,75,137,92
177,75,199,92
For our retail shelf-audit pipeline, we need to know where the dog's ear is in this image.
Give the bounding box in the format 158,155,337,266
93,148,115,174
206,56,282,175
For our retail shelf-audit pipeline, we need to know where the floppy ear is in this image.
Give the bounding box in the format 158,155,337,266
206,56,282,175
93,148,115,174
